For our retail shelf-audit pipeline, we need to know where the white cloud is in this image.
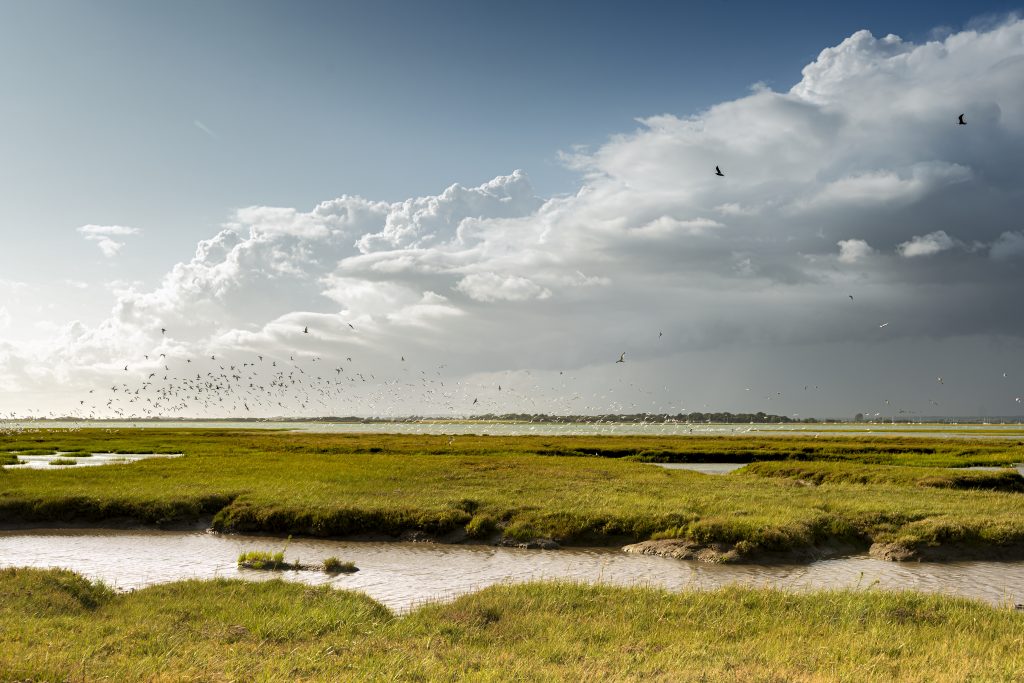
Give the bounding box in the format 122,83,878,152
837,239,874,263
896,230,956,258
455,273,552,302
77,224,141,258
7,19,1024,418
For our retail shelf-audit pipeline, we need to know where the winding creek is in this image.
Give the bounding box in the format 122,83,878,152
2,529,1023,612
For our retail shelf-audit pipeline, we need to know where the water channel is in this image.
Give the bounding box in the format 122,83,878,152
2,529,1022,612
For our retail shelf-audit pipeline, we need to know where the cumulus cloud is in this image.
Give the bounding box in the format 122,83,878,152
896,230,957,257
455,273,552,302
7,18,1024,418
77,224,141,258
837,239,874,263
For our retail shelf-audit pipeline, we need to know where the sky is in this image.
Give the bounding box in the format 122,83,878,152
2,1,1024,419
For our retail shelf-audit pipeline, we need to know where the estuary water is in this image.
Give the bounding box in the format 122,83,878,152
1,529,1022,612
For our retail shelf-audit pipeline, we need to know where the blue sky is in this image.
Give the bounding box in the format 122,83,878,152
2,2,1024,417
2,0,1019,282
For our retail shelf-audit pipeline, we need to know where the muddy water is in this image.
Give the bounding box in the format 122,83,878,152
2,530,1022,612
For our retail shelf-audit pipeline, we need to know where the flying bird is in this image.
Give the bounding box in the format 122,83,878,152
958,113,966,125
878,322,889,328
161,328,166,335
303,326,308,334
848,295,854,301
348,323,355,330
616,352,626,363
714,166,724,177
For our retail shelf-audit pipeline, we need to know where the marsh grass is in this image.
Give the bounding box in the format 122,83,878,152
322,556,358,573
48,458,79,466
741,460,1024,492
0,567,1021,681
3,429,1024,557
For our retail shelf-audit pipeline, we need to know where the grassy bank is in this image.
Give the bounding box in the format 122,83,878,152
0,568,1021,681
740,460,1024,492
3,429,1024,559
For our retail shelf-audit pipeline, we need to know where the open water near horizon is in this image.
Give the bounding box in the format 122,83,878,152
4,420,1024,438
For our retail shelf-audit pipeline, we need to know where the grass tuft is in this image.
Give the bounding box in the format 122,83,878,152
322,556,358,573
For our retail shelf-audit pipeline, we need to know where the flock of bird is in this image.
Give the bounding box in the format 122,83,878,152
5,113,1016,425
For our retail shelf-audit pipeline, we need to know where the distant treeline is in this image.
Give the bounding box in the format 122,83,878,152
449,412,823,424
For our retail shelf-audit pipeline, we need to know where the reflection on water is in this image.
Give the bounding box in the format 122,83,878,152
1,529,1022,612
2,453,182,470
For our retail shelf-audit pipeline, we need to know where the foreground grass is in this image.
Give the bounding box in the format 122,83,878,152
1,568,1021,682
3,429,1024,559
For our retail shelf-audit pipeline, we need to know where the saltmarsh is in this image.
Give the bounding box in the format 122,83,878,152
1,567,1021,682
2,429,1024,559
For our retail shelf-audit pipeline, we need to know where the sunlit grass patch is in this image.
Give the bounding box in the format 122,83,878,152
739,460,1024,492
0,568,1022,681
48,458,79,466
3,428,1024,559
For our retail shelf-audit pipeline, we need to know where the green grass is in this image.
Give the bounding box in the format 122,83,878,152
322,556,358,573
48,457,79,466
740,460,1024,492
0,567,1021,681
2,429,1024,559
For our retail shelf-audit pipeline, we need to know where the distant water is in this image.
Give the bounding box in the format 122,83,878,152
3,420,1024,439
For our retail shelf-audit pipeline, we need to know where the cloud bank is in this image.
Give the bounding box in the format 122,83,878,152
6,18,1024,417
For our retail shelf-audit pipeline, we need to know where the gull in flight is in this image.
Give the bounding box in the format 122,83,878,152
715,165,724,177
958,113,967,125
878,322,889,328
848,295,854,301
616,352,626,363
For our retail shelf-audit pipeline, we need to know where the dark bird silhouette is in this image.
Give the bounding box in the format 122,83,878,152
715,166,724,177
348,323,355,330
849,295,854,301
958,113,966,125
161,328,166,335
303,326,308,334
616,352,625,363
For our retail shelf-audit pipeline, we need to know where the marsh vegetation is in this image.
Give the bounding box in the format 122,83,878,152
2,429,1024,560
0,567,1021,681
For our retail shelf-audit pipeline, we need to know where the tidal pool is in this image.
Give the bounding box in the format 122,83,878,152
2,452,182,469
1,529,1022,612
